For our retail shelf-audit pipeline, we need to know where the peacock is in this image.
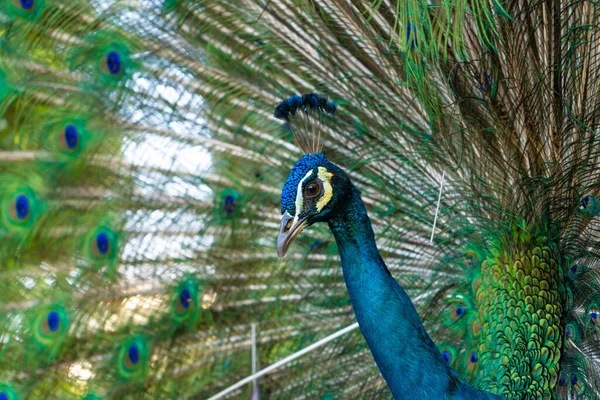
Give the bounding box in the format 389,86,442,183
0,0,599,398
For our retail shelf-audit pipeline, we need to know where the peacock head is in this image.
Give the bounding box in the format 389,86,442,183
274,93,344,257
277,152,351,257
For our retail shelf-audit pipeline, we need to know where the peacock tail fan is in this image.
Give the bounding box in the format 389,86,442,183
0,0,599,398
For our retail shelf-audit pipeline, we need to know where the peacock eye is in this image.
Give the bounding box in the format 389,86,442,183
305,182,320,198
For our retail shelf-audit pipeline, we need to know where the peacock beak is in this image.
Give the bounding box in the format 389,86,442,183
277,211,308,258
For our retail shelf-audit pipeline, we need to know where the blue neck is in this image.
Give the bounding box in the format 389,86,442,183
328,185,500,399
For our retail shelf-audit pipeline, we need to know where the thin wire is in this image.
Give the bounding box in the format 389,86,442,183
206,322,360,400
430,171,445,243
251,323,259,400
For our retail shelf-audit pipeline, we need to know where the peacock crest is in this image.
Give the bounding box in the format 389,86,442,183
274,93,337,155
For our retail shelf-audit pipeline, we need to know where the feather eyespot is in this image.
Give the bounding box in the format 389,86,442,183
40,310,60,335
89,228,116,260
219,190,240,218
20,0,34,9
11,0,36,12
173,280,199,323
0,384,17,400
449,304,467,321
100,51,123,77
441,350,451,364
223,195,236,215
570,374,578,386
8,193,32,223
570,264,578,275
65,125,78,148
96,232,109,255
46,311,60,332
14,195,29,220
558,373,567,387
579,195,600,216
123,342,141,368
569,373,585,395
466,351,478,372
106,52,121,75
58,124,81,152
34,306,68,347
565,323,578,343
127,344,140,366
179,288,192,310
0,389,14,400
438,347,455,365
118,337,148,380
590,311,598,327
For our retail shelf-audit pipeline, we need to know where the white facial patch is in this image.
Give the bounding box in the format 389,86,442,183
293,170,314,225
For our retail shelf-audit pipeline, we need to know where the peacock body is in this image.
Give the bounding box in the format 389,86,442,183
0,0,599,399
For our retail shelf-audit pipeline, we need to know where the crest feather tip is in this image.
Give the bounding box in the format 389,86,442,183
274,93,336,154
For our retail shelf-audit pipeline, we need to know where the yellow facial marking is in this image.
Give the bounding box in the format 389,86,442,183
316,167,333,212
